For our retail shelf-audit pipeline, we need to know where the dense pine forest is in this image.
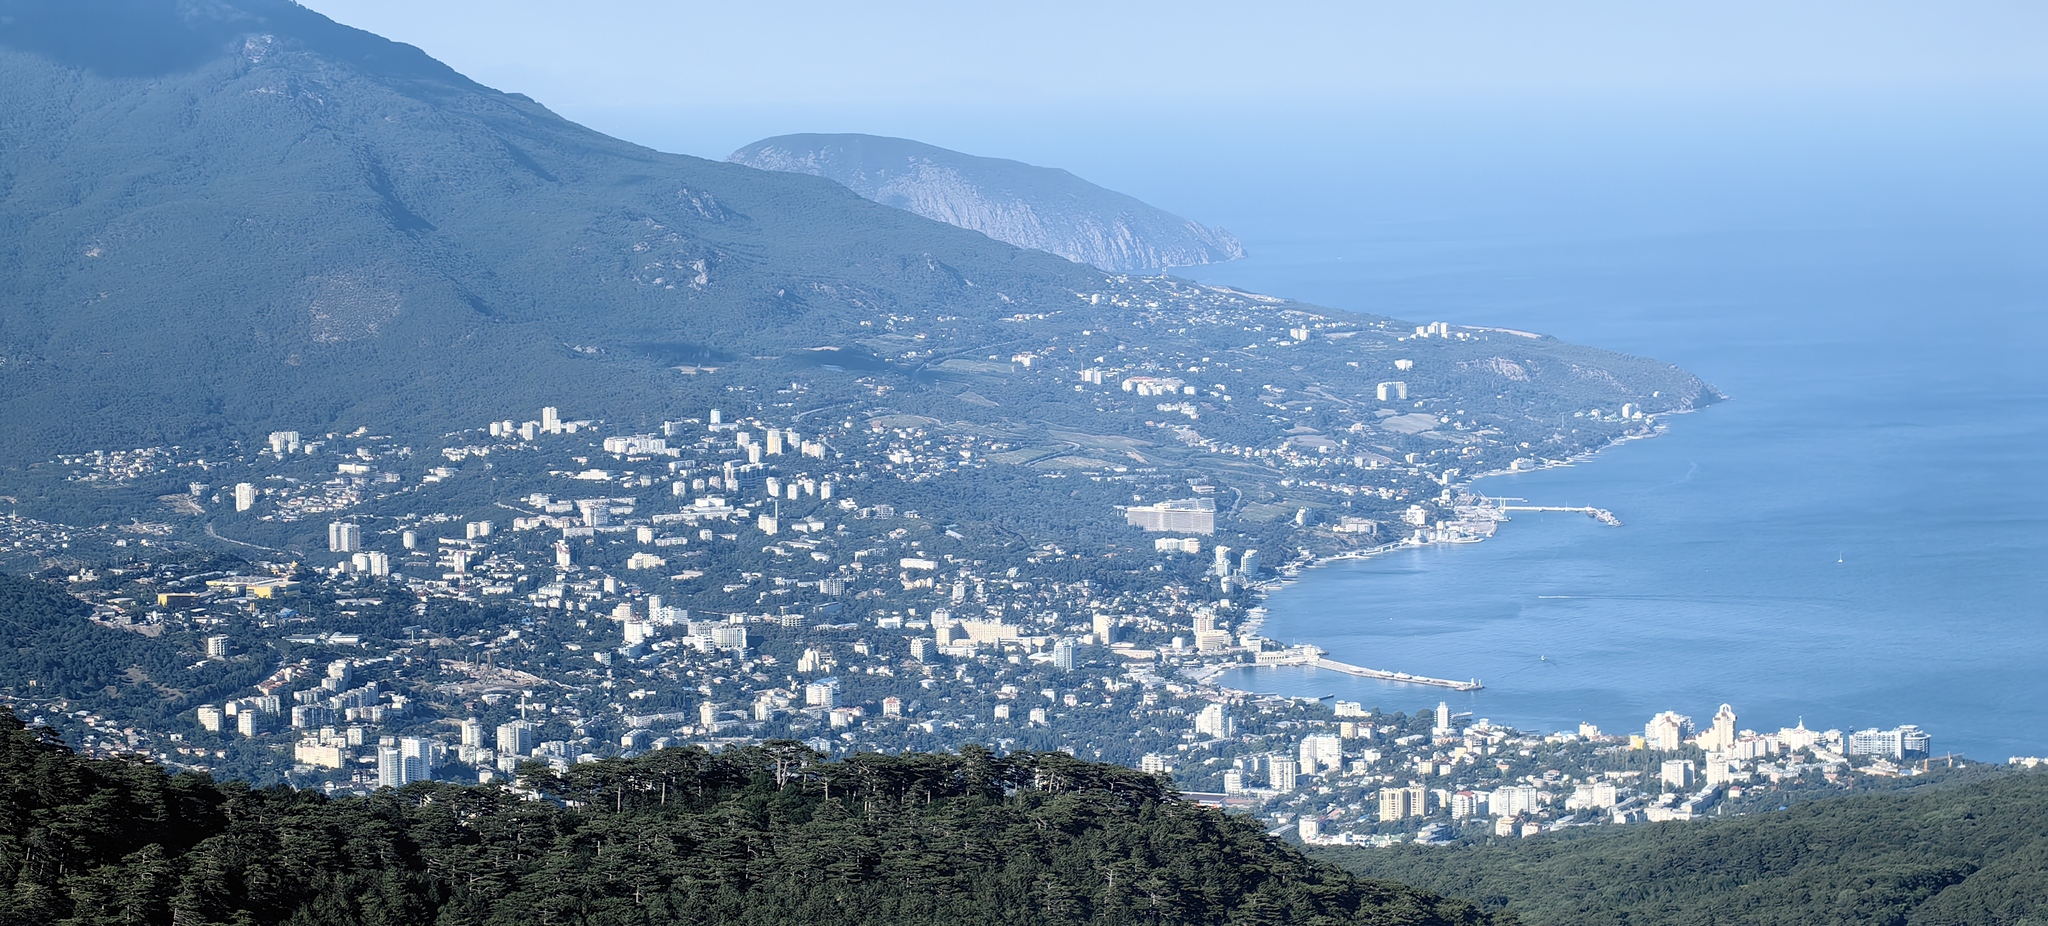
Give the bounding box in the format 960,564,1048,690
0,709,1501,926
1321,770,2048,926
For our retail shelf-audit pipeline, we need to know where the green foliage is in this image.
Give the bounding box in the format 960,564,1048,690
0,713,1505,926
0,573,263,729
1318,771,2048,926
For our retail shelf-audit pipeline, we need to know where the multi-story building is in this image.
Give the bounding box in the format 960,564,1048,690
496,720,534,758
1379,784,1428,821
1847,725,1932,759
1124,498,1216,534
1299,735,1343,775
1450,790,1486,819
1644,711,1692,751
1697,703,1738,753
1268,756,1301,791
1491,784,1542,817
1194,703,1234,739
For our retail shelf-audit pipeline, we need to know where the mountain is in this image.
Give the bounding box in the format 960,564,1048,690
729,133,1246,272
0,0,1712,504
0,706,1503,926
0,0,1118,460
1320,770,2048,926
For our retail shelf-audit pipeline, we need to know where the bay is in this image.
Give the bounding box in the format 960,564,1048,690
1186,224,2048,759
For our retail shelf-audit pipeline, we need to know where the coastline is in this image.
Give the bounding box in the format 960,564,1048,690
1278,418,1678,581
1219,413,1696,703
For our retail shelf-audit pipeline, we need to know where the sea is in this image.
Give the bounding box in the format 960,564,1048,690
651,97,2048,759
1156,119,2048,759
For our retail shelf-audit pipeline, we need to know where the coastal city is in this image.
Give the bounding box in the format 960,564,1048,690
0,393,1975,847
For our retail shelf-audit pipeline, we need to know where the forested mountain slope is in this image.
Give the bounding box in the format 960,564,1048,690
1320,771,2048,926
0,709,1504,926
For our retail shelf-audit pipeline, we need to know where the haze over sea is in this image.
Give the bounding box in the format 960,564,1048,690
1125,101,2048,759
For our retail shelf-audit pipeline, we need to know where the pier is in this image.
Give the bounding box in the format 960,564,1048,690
1486,496,1622,526
1310,657,1483,691
1219,647,1484,692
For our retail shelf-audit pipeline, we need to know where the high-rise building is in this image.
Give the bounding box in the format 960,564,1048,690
1699,703,1738,753
1194,703,1234,738
1661,759,1696,790
233,482,257,512
328,521,361,553
1239,549,1260,576
402,736,432,783
1379,786,1415,822
204,635,230,658
1434,701,1452,736
460,719,486,749
377,744,406,788
1268,756,1301,791
496,720,534,757
1299,735,1343,774
1092,613,1116,644
1644,711,1692,751
1052,639,1076,672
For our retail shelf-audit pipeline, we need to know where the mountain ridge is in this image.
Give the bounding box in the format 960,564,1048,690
729,132,1246,273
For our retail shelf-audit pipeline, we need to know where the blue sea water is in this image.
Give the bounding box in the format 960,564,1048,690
665,96,2048,757
1183,223,2048,759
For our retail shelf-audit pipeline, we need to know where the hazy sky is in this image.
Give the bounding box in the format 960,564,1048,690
291,1,2048,235
296,2,2044,135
